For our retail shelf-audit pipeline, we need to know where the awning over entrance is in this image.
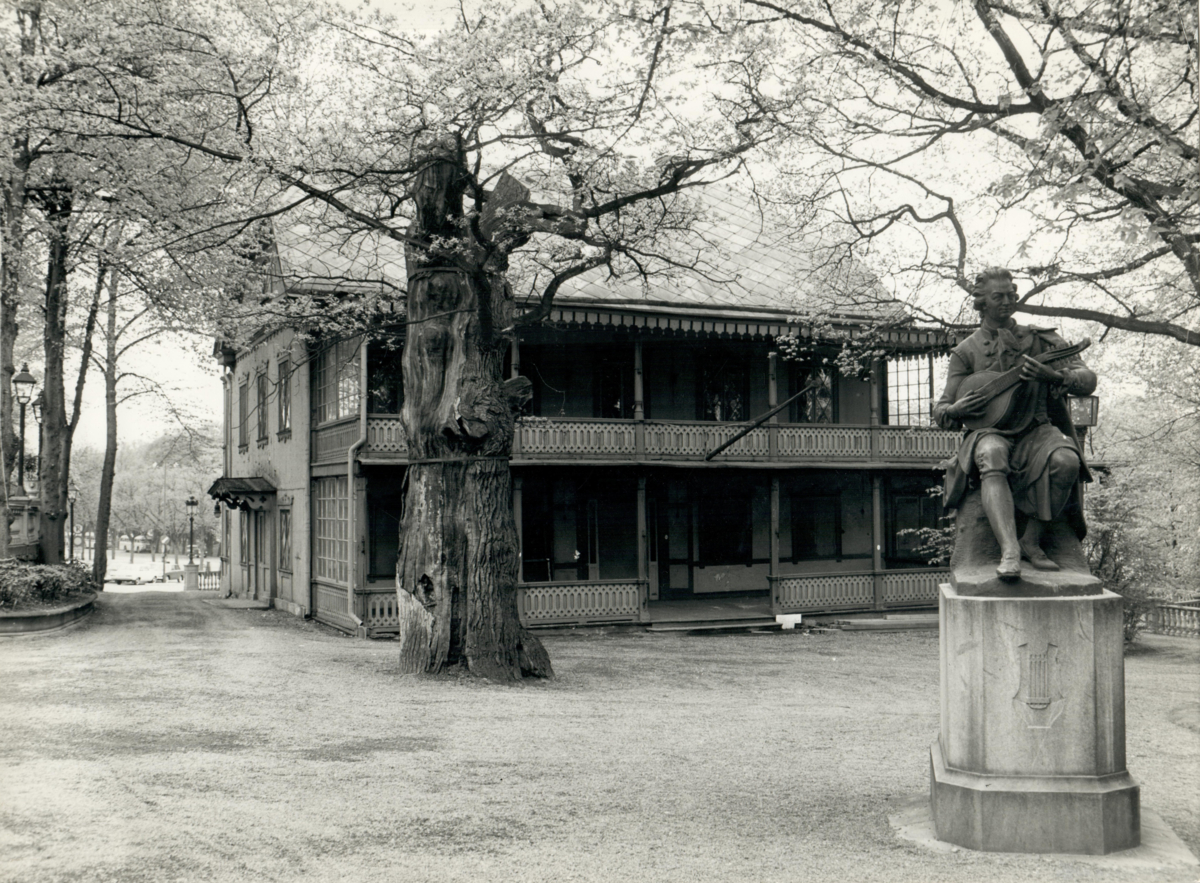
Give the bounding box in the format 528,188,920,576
208,476,276,511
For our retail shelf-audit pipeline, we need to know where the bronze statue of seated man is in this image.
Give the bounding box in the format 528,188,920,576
934,268,1096,581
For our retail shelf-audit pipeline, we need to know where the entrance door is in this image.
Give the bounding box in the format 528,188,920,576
253,509,275,601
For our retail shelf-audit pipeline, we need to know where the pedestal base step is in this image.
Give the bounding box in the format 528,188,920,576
930,741,1140,854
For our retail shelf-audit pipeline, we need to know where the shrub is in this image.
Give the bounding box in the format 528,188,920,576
1083,477,1171,646
0,560,99,610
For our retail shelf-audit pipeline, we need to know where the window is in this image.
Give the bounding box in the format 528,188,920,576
367,479,405,579
594,347,634,419
254,512,267,565
697,346,749,422
278,359,292,435
886,355,943,426
278,509,292,571
312,339,361,425
256,373,269,442
367,339,405,414
238,382,249,449
520,475,553,583
697,479,753,566
239,511,249,565
789,363,836,423
791,494,842,560
222,509,230,560
888,478,942,564
313,476,349,583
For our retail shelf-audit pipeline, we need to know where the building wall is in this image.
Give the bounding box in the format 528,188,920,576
222,328,312,616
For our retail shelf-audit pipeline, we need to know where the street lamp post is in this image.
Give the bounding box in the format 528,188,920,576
11,364,35,492
30,390,42,493
186,495,198,564
184,495,200,591
67,483,78,562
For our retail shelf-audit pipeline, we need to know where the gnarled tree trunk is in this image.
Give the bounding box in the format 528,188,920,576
394,153,551,680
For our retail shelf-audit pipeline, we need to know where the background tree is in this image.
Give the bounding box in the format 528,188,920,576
42,0,791,678
3,0,262,564
740,0,1197,344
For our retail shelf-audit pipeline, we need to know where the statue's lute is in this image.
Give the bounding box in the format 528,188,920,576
956,338,1091,432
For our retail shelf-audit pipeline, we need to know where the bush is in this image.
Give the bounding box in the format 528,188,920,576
1083,477,1172,646
0,560,99,610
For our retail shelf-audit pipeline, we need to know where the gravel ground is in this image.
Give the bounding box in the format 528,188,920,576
0,591,1196,883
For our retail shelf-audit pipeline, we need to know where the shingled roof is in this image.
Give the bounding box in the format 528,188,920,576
263,184,921,336
550,185,904,323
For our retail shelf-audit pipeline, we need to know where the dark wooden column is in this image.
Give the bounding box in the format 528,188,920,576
770,475,780,611
768,351,779,460
637,475,648,621
634,340,645,455
872,473,884,610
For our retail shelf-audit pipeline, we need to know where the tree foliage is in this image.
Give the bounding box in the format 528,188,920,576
741,0,1198,345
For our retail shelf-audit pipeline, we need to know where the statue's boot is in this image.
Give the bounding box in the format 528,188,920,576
1020,519,1060,571
980,473,1021,581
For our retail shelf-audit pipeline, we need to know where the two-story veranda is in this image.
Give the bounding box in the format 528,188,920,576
214,292,958,637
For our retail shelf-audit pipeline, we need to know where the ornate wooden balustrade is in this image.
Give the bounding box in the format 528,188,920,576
1150,602,1200,638
357,585,402,635
358,415,958,464
517,579,647,626
771,568,949,614
518,418,638,457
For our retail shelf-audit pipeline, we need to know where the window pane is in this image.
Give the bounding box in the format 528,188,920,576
697,479,752,566
313,476,349,582
367,340,405,414
789,363,836,423
278,360,292,432
791,494,841,559
238,383,248,446
278,509,292,571
697,346,749,422
256,374,269,440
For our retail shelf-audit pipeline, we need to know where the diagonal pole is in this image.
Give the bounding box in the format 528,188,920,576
704,382,819,461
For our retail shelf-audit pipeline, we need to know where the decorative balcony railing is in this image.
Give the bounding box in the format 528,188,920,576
518,579,647,625
771,568,949,613
358,415,958,464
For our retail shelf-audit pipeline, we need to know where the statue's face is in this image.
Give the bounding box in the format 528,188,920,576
978,278,1018,325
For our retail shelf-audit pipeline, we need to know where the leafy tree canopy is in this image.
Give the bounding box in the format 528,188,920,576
738,0,1197,345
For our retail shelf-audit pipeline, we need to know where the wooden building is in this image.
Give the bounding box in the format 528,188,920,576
210,193,959,635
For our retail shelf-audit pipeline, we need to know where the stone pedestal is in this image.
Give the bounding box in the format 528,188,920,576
930,583,1140,854
183,563,199,591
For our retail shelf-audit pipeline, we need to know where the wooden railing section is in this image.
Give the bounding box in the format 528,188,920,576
358,415,958,464
311,420,361,464
771,568,949,613
1150,602,1200,638
357,586,401,634
517,579,646,625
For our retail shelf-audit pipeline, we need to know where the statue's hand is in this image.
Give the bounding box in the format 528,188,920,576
951,390,988,420
1019,355,1064,384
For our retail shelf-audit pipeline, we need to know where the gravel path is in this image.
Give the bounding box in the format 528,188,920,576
1,591,1196,883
